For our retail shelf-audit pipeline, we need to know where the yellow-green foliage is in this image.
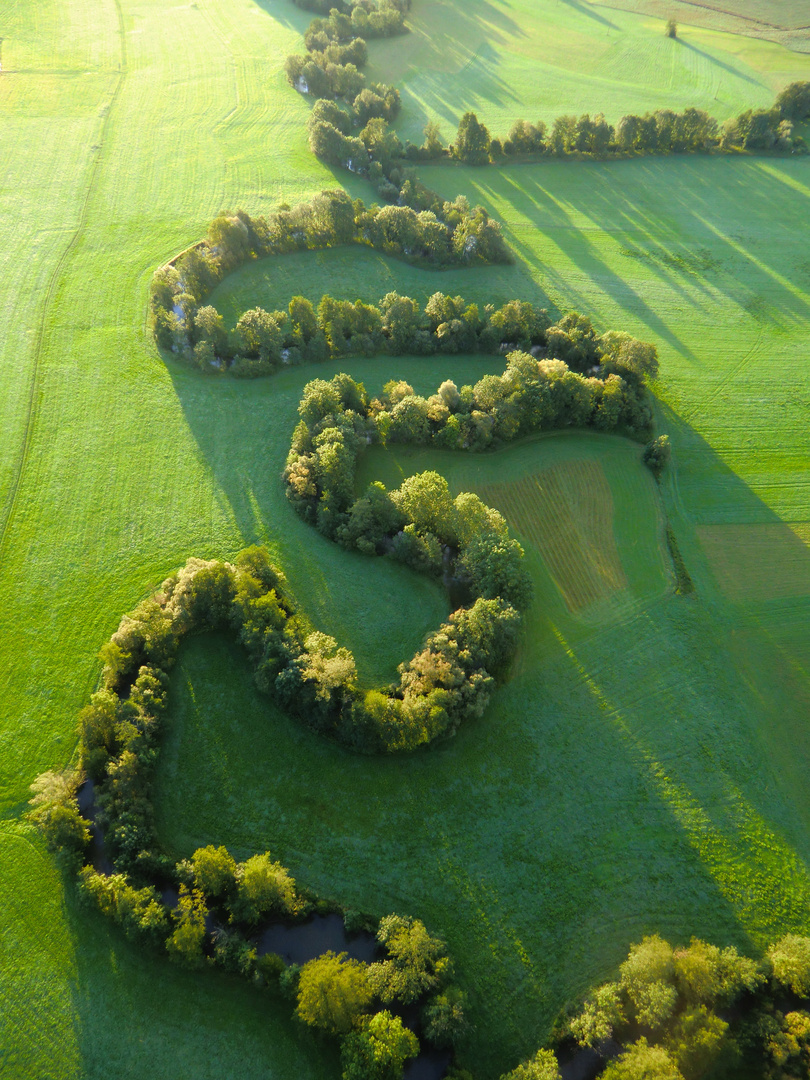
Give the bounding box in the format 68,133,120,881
296,951,374,1034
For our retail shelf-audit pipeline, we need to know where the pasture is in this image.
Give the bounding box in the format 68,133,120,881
366,0,810,142
1,0,810,1077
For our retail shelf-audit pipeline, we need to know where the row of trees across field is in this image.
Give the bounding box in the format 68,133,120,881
446,83,810,164
149,191,510,365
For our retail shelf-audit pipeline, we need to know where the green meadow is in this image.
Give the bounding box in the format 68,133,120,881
2,0,810,1077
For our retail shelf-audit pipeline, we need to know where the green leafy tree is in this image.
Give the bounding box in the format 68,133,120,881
768,935,810,996
423,987,468,1047
191,845,237,900
777,81,810,121
234,307,285,364
231,852,297,924
166,886,208,967
392,471,457,542
673,937,761,1005
602,1039,684,1080
422,120,445,158
500,1048,561,1080
664,1006,728,1078
570,983,625,1047
28,768,90,864
620,935,678,1031
643,435,671,479
296,950,374,1034
454,111,491,165
369,915,451,1004
289,295,319,346
341,1011,419,1080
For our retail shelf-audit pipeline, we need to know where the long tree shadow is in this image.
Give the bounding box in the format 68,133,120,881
677,36,767,89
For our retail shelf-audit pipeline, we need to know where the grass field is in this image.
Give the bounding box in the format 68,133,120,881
367,0,810,143
2,0,810,1077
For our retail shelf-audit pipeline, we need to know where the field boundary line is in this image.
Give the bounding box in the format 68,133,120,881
0,1,128,558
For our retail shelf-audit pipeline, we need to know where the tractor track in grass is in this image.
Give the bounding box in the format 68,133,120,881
0,0,128,560
681,321,764,426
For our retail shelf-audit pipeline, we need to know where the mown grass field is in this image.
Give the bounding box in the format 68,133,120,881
2,0,810,1077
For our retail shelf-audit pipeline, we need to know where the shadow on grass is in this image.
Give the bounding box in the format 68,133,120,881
166,353,810,1045
678,36,766,88
64,883,341,1080
460,155,810,353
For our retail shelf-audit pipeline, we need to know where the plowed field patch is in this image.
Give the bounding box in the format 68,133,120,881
477,459,626,612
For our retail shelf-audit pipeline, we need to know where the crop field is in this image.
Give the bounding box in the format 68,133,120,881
2,0,810,1077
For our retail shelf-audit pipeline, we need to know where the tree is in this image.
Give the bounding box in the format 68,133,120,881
570,983,625,1047
191,845,237,899
341,1011,419,1080
393,471,457,542
380,292,423,352
777,81,810,121
500,1049,561,1080
369,914,451,1004
459,534,532,610
673,937,761,1005
599,331,659,383
289,295,319,346
601,1039,684,1080
167,886,208,966
768,935,810,996
234,307,284,364
643,435,671,479
193,305,227,351
620,935,678,1030
300,631,357,703
231,852,297,924
664,1006,727,1078
296,950,373,1034
423,987,468,1047
422,120,445,158
454,112,491,165
28,768,90,864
